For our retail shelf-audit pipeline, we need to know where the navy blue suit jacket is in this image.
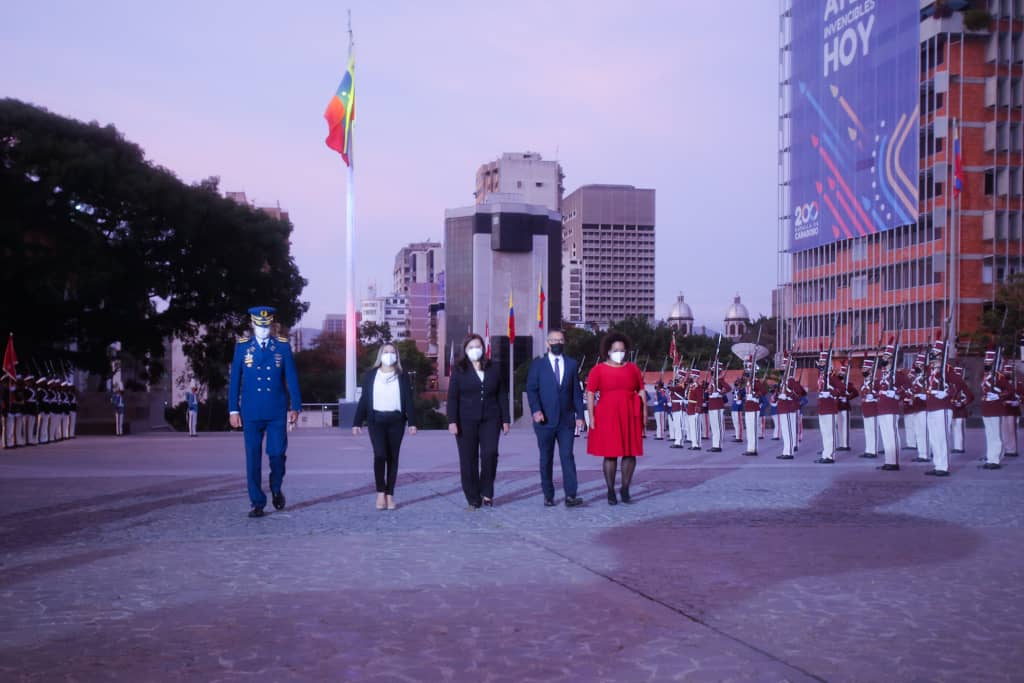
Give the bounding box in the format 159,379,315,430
526,355,586,430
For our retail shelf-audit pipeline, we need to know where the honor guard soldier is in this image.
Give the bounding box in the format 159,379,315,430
742,363,765,456
11,376,27,446
814,351,840,463
228,306,302,518
907,353,929,461
730,379,745,443
776,354,805,460
668,374,686,448
999,359,1020,458
67,381,78,438
686,369,703,450
859,358,879,459
23,375,39,445
981,348,1009,469
874,339,903,471
835,364,858,451
51,378,66,442
706,363,731,452
923,338,966,477
35,377,50,445
950,367,973,453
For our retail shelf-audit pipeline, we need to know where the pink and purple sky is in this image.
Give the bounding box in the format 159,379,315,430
1,0,778,330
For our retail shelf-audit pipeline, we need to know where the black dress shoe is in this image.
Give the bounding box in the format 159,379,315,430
619,487,632,504
248,506,265,518
952,449,966,454
877,464,900,471
689,446,702,451
910,457,929,463
924,469,950,476
272,491,286,510
742,451,758,456
544,498,556,507
813,457,835,464
565,496,584,507
981,463,1002,470
777,454,794,459
669,444,683,449
1006,452,1019,457
709,447,722,452
858,453,878,459
607,490,618,505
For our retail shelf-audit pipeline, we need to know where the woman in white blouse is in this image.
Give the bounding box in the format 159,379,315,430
352,344,418,510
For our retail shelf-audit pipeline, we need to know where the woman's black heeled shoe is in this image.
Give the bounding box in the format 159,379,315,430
607,489,618,505
620,487,632,504
482,497,493,507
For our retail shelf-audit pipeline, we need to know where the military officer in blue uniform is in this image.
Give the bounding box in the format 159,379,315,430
228,306,302,518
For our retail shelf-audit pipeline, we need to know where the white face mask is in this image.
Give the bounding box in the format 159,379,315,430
381,352,397,366
609,351,626,364
466,347,484,361
253,326,270,341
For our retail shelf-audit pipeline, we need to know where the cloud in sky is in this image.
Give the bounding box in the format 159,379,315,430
0,0,780,330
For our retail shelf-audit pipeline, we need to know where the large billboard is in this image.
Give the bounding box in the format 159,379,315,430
790,0,919,251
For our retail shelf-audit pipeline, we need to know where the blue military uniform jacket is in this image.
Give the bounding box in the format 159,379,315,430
228,334,302,421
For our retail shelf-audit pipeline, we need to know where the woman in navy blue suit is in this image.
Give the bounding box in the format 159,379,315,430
447,334,511,508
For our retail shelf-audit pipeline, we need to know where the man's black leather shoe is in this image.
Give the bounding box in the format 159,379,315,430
564,496,584,508
544,498,556,507
272,491,286,510
877,464,900,471
248,506,265,518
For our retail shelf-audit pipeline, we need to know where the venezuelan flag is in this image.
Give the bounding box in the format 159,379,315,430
324,54,356,165
536,275,545,329
507,294,515,344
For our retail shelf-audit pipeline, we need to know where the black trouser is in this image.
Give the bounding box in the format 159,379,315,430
368,411,406,495
456,417,500,505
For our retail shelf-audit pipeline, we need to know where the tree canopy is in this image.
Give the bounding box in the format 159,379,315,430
0,99,307,386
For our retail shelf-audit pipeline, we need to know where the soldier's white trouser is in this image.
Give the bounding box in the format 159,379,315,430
878,414,898,465
983,416,1002,464
951,417,965,451
709,409,724,448
733,411,742,441
670,412,683,445
773,415,780,438
51,415,62,441
904,412,917,448
115,412,124,436
69,411,77,437
187,410,198,436
927,409,950,472
863,415,878,455
37,413,49,444
780,412,796,455
837,411,850,448
914,412,929,459
63,414,70,439
26,414,38,445
688,414,700,448
818,414,836,460
5,414,17,447
654,412,664,439
15,413,26,445
744,411,759,453
1001,415,1018,455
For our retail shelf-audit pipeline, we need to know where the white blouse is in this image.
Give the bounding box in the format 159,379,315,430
373,370,402,412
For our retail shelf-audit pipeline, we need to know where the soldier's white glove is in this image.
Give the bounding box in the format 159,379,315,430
986,392,1001,401
932,390,948,400
883,390,896,398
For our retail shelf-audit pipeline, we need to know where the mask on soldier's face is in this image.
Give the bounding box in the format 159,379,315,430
253,326,271,342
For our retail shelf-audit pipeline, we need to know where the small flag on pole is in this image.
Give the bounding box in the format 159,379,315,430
953,120,964,198
447,340,454,376
507,294,515,345
324,54,356,166
537,275,545,329
484,320,491,359
669,333,679,368
2,334,17,381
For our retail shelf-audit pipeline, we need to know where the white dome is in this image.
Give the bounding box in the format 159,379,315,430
724,295,749,321
668,294,693,321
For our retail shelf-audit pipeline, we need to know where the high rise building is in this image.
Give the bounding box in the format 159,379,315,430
777,2,1024,360
359,285,410,341
475,152,564,212
393,241,443,294
444,197,561,377
322,314,347,335
391,242,445,355
561,184,656,327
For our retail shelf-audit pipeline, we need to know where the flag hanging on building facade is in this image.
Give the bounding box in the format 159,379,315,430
537,275,545,329
323,54,356,166
2,334,17,381
953,120,964,198
507,294,515,344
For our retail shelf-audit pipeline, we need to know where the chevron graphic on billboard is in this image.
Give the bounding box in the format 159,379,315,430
790,0,919,251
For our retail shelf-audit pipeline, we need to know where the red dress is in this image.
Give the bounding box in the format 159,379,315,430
586,362,645,457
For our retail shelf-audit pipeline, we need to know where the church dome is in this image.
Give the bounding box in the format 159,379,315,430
724,295,749,321
668,293,693,321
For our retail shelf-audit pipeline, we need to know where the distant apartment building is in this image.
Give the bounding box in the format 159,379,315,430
475,152,564,212
393,241,443,294
360,285,410,341
322,314,347,335
561,184,656,327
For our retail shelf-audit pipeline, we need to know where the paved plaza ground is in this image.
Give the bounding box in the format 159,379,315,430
0,425,1021,682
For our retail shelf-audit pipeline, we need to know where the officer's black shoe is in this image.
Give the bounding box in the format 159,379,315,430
952,449,966,454
544,498,556,507
813,457,835,464
924,469,950,477
877,464,900,471
689,446,702,451
272,491,286,510
1006,452,1019,457
742,451,758,456
777,454,794,459
669,444,683,449
911,457,930,463
859,453,878,459
565,496,584,507
710,447,722,452
731,438,743,442
248,506,265,518
981,463,1002,470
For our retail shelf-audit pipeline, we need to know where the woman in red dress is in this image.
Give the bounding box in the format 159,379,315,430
586,332,646,505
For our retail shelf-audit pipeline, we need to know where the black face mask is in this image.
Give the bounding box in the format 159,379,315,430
549,343,564,356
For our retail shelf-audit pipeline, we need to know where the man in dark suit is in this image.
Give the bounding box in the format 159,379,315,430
526,329,586,507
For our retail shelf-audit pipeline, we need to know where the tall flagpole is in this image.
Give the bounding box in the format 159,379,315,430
344,11,357,403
